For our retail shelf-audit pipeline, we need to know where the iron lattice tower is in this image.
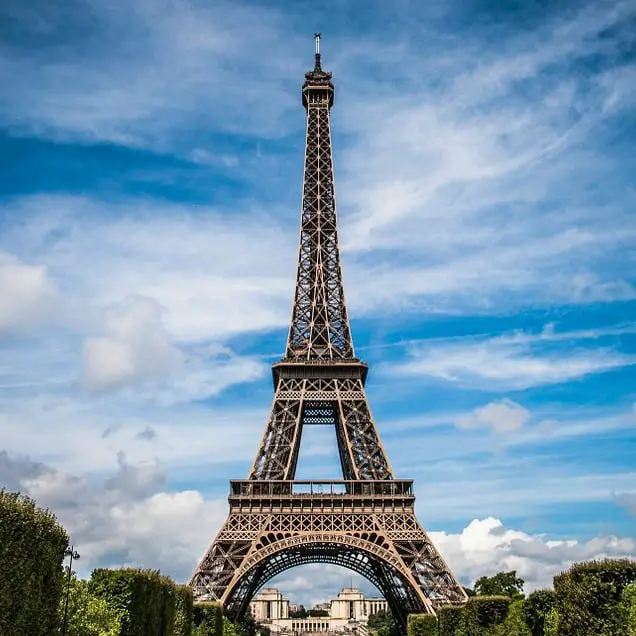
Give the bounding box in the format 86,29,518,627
189,35,467,632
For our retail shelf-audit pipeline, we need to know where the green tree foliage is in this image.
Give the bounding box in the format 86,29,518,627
438,605,463,636
89,568,176,636
407,613,437,636
523,589,557,636
60,574,122,636
553,558,636,636
222,617,240,636
457,596,512,635
193,601,223,636
618,582,636,636
289,606,308,618
308,609,329,617
0,489,69,636
173,584,194,636
367,609,398,636
474,571,525,599
543,608,559,636
494,599,531,636
235,609,257,636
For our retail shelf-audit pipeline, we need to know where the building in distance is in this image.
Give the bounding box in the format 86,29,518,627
250,587,388,635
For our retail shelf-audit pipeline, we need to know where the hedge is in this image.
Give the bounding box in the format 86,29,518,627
89,568,176,636
523,590,557,636
407,613,437,636
174,584,194,636
553,558,636,636
495,599,531,636
619,582,636,636
438,604,463,636
457,596,512,635
193,601,223,636
543,608,559,636
0,489,69,636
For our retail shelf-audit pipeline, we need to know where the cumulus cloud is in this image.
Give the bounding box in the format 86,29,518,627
0,251,58,332
83,295,183,391
455,399,531,434
0,450,226,583
431,517,636,592
82,294,266,401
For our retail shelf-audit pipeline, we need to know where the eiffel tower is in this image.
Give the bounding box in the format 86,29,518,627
189,35,467,631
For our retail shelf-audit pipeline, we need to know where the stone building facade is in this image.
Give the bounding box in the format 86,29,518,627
249,587,388,635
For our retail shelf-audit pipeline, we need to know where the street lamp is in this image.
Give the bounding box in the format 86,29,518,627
61,545,80,636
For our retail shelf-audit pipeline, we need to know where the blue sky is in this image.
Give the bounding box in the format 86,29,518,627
1,0,635,607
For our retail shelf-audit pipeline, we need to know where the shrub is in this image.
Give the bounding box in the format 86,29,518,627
543,608,559,636
619,582,636,636
223,617,240,636
523,590,557,636
174,584,194,636
438,604,463,636
89,568,176,636
407,613,437,636
60,573,121,636
553,558,636,636
457,596,512,635
193,601,223,636
0,489,69,636
495,599,531,636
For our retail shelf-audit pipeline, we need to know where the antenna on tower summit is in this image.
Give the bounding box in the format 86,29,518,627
313,32,322,71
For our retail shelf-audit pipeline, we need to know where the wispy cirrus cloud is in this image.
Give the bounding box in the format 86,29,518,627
387,324,636,390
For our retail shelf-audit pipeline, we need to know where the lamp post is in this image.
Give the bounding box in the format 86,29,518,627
61,545,80,636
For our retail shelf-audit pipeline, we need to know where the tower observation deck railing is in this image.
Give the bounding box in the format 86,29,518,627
229,480,414,498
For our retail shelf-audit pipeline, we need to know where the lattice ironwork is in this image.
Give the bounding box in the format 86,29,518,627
189,36,467,635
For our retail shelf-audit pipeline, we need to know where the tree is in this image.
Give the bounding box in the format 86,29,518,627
523,590,557,636
494,599,531,636
236,610,257,636
289,606,308,619
367,610,398,636
59,574,121,636
223,617,240,636
308,609,329,617
474,571,525,598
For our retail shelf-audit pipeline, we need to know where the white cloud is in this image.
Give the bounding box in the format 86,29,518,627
83,295,183,391
0,0,300,145
80,293,267,402
12,452,227,582
2,197,294,342
0,251,58,332
388,326,636,389
431,517,636,592
334,2,636,312
455,399,531,434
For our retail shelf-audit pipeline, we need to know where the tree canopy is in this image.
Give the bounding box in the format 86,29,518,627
474,571,525,598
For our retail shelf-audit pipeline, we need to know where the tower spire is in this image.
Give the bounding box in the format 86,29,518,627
288,34,348,360
314,32,322,71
